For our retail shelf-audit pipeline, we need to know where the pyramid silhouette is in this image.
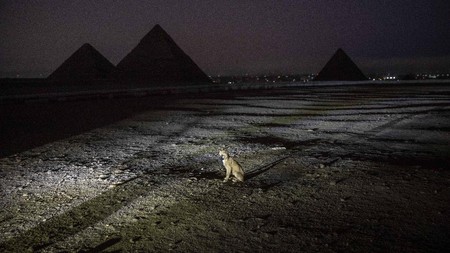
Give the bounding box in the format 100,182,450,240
116,24,211,84
314,48,367,81
48,43,116,82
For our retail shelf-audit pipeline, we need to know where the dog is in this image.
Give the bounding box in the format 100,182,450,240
219,149,245,182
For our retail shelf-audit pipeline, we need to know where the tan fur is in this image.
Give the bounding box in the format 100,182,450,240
219,149,245,182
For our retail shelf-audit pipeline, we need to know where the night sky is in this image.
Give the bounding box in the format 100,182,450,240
1,0,449,78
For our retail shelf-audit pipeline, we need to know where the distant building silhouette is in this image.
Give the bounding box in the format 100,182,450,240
115,24,211,85
314,48,367,81
47,43,116,83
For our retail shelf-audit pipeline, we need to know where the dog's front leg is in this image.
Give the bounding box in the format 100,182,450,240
223,165,231,182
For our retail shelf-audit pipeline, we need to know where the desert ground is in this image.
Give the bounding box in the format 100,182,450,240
0,82,449,252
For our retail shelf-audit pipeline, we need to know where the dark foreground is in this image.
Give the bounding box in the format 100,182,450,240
1,83,449,252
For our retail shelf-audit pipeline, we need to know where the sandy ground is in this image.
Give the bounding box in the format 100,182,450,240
0,83,449,252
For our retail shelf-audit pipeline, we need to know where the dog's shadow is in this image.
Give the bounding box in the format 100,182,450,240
245,155,291,180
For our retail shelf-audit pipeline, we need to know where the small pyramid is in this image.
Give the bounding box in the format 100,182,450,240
116,24,211,84
48,43,116,82
314,48,367,81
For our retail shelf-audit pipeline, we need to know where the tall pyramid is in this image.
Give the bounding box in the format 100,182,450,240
314,48,367,81
116,24,211,84
48,43,116,82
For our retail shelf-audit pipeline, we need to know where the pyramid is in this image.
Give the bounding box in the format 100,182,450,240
48,43,116,82
116,24,211,84
314,48,367,81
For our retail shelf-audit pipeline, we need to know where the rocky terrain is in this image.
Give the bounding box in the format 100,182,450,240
1,82,449,252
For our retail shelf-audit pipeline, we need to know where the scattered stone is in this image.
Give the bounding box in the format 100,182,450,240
130,236,142,243
188,177,198,181
99,174,110,179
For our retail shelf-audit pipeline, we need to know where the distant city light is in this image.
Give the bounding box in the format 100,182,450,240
208,72,450,85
